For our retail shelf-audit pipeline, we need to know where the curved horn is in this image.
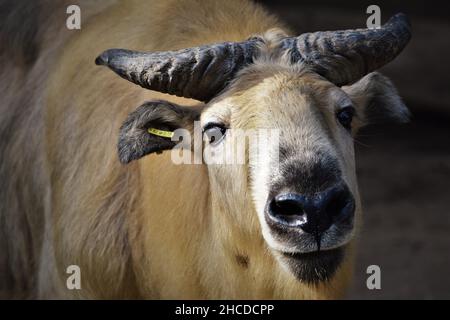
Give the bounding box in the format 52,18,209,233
95,40,261,101
95,13,410,100
281,13,411,86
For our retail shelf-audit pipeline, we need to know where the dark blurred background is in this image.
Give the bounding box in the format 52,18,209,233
260,0,450,299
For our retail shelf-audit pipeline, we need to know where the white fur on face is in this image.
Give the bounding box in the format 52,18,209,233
203,63,361,256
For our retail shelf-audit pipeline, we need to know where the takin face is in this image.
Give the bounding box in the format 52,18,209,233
96,14,411,284
202,66,409,283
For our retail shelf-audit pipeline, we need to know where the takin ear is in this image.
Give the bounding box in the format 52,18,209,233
118,100,201,164
342,72,410,127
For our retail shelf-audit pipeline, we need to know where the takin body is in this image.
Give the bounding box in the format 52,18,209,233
0,0,411,299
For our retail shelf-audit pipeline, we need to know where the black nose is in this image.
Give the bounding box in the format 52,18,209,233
267,184,355,235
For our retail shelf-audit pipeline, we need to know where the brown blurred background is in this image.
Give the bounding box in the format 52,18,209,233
259,0,450,299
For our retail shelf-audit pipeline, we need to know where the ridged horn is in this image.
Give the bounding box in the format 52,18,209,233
95,39,261,101
95,13,411,100
281,13,411,86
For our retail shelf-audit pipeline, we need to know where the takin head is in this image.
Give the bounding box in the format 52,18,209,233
96,14,411,283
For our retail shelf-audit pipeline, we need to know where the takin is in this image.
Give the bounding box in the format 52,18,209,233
0,0,411,299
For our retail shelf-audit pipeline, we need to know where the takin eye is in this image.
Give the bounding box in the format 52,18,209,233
203,123,227,146
336,106,355,130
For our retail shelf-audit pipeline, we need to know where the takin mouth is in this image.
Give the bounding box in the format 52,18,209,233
280,247,345,284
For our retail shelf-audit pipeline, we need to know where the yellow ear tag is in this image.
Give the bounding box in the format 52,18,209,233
147,127,174,138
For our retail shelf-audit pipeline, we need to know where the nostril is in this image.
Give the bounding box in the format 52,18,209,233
268,195,307,227
272,197,302,216
323,186,355,222
326,191,348,217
